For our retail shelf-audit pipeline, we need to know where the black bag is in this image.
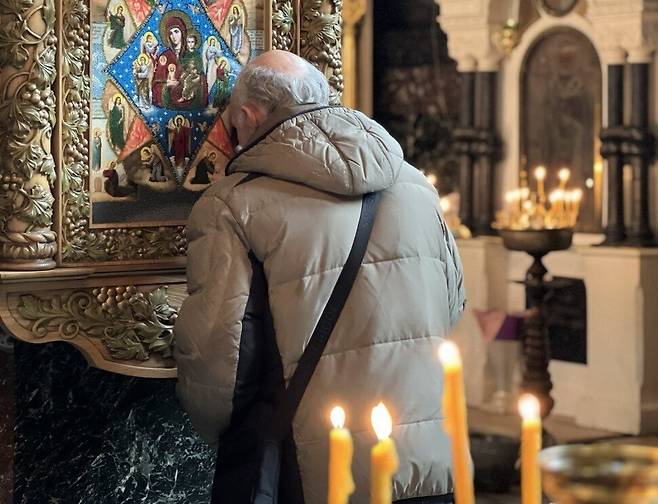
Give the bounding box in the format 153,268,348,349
211,192,381,504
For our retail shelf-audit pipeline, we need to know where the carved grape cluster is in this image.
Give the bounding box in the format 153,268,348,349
1,174,24,192
93,285,140,313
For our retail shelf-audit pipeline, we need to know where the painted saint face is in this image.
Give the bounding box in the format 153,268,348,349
114,97,122,106
232,6,238,15
169,27,182,47
146,35,153,44
209,38,216,47
209,152,216,161
176,118,183,127
117,6,123,14
186,36,196,51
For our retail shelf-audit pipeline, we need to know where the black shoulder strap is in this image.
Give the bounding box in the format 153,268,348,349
273,191,381,438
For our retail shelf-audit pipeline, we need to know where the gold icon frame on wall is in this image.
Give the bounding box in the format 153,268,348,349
57,0,273,267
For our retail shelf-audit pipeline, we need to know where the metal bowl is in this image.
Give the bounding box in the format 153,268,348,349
540,444,658,504
499,228,573,255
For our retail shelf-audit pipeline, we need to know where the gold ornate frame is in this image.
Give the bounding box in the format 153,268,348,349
0,0,343,375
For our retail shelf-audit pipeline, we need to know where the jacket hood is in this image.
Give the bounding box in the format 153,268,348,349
226,105,404,196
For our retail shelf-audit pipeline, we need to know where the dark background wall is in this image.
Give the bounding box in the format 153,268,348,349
373,0,460,193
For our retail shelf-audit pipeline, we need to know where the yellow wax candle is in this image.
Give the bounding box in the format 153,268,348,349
534,166,546,203
519,394,542,504
370,403,399,504
328,406,355,504
558,167,571,190
438,341,474,504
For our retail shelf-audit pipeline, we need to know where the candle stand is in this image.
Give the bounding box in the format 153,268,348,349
540,444,658,503
499,228,574,419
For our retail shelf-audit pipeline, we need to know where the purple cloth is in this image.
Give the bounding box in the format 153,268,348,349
495,314,523,341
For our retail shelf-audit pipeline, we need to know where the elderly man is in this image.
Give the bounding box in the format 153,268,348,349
174,50,465,504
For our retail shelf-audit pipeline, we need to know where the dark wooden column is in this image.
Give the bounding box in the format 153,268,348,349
626,63,655,246
474,71,499,236
454,71,476,232
600,64,626,245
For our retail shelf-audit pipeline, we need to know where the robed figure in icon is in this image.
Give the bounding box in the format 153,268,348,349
152,15,189,108
168,116,191,167
141,32,159,66
178,33,208,108
204,37,221,90
190,151,216,184
211,57,231,111
141,146,167,182
133,54,152,108
107,5,126,49
108,96,126,150
92,130,102,171
228,5,243,54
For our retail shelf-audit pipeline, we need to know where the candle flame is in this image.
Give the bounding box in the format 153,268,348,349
330,406,346,429
572,188,583,201
439,198,451,213
534,166,546,181
519,187,530,200
518,394,540,420
438,340,462,367
371,402,393,440
558,168,571,182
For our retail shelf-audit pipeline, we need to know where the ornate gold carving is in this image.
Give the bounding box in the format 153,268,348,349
16,285,177,361
60,0,187,263
300,0,343,104
272,0,295,51
0,0,58,269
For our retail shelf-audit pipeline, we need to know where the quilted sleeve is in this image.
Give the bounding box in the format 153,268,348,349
174,192,252,446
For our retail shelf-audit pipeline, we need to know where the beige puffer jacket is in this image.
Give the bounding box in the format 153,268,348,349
174,104,465,503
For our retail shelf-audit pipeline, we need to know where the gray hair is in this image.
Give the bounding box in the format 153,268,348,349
233,59,330,111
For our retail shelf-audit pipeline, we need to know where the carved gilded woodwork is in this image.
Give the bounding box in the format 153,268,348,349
272,0,296,51
0,0,58,270
0,0,344,376
300,0,343,104
0,275,186,376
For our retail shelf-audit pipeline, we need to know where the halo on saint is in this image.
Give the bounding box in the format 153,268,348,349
140,146,152,160
137,52,149,64
215,55,230,68
142,31,156,42
111,92,123,104
159,9,194,49
171,114,188,127
207,35,218,46
114,3,124,14
229,3,243,19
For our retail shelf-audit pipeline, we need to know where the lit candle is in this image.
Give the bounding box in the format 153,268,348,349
519,394,542,504
558,167,571,190
438,341,474,504
534,166,546,203
328,406,355,504
371,403,399,504
571,189,583,226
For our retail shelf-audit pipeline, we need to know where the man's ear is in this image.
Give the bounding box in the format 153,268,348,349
240,102,266,130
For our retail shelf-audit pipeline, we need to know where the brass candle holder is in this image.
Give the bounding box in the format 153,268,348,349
540,444,658,503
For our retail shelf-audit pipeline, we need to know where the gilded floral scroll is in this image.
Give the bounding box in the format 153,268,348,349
0,0,58,270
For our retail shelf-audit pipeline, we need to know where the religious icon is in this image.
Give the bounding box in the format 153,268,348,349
141,32,159,65
167,115,191,168
107,4,127,49
92,129,103,171
204,36,220,89
212,56,232,111
228,4,243,55
108,94,126,150
190,151,217,184
140,146,168,182
103,161,137,197
133,53,153,108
